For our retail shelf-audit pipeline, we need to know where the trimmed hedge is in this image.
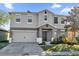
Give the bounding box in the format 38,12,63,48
0,40,9,49
0,40,9,43
50,36,79,44
0,42,9,49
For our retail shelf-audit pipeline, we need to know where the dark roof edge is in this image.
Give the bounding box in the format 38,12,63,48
8,9,68,16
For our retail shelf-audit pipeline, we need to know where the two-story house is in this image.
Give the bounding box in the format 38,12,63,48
9,9,66,43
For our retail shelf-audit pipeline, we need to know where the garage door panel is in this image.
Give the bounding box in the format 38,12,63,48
12,30,37,42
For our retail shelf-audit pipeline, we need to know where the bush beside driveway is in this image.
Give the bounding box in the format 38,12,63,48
0,40,9,49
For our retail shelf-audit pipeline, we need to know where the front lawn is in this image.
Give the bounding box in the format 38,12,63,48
41,45,52,51
41,44,79,52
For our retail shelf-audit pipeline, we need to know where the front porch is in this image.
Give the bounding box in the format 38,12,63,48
36,24,64,44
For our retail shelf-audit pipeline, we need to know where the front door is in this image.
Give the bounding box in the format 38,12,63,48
42,31,47,42
42,29,52,42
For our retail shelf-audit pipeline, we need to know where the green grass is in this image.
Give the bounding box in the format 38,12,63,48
41,44,79,52
41,44,56,51
41,45,52,51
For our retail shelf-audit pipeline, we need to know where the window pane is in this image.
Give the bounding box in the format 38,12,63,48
54,17,58,24
61,20,64,24
16,18,20,22
28,16,32,23
28,19,32,22
44,15,47,21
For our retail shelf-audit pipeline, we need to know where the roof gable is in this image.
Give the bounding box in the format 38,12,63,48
38,9,55,14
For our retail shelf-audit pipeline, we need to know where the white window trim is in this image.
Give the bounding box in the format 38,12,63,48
44,14,47,21
15,18,21,23
15,14,21,16
44,20,47,22
15,14,21,23
27,22,32,24
61,19,65,24
54,16,58,24
27,15,33,24
16,21,21,23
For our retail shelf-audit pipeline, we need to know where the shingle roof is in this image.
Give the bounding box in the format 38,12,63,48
8,9,67,16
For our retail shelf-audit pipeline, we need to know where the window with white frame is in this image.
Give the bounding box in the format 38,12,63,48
44,15,47,21
54,17,58,24
15,14,21,23
61,20,65,24
16,18,20,22
27,16,32,23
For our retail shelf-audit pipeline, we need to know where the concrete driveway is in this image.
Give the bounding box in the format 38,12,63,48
0,42,43,56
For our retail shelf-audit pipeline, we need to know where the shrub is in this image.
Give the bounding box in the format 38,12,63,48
0,42,9,49
47,44,75,52
63,37,78,44
0,33,8,42
50,36,64,44
76,37,79,43
0,40,9,43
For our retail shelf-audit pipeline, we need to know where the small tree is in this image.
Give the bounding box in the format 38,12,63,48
64,7,79,44
0,10,9,26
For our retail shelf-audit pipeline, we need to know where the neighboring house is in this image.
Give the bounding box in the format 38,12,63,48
0,28,10,41
9,9,67,43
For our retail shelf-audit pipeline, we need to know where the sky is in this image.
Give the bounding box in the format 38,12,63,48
0,3,79,30
0,3,79,15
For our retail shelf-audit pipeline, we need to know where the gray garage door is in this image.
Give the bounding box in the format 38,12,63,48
12,30,37,42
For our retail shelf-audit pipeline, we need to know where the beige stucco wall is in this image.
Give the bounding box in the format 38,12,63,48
10,13,38,28
10,10,66,29
10,10,66,42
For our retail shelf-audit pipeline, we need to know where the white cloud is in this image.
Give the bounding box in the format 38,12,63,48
60,7,74,15
4,3,13,10
61,7,71,13
51,3,61,9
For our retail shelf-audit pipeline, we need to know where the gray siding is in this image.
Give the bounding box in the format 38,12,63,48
10,10,66,29
10,13,38,28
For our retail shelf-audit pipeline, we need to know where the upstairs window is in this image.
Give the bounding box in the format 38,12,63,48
28,19,32,22
28,16,32,23
16,18,20,23
61,20,65,24
15,14,21,23
54,17,58,24
44,15,47,21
